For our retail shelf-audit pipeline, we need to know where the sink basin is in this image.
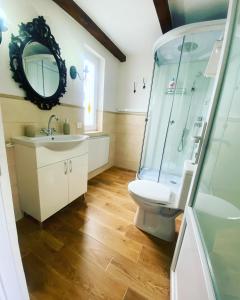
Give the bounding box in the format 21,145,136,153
13,135,89,150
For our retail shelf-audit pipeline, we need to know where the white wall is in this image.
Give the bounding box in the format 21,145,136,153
0,0,156,112
0,0,120,112
117,51,154,113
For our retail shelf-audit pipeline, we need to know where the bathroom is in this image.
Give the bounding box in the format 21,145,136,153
0,0,239,299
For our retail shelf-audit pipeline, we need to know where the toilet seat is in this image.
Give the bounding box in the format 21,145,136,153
128,180,175,205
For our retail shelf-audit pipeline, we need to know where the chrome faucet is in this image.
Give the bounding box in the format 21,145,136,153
40,114,59,136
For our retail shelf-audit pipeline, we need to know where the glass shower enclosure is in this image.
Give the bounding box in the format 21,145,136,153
138,21,225,194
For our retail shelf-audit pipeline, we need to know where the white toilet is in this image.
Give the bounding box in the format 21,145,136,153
128,160,196,241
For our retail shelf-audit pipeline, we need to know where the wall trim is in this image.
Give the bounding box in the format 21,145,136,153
0,96,147,116
0,93,84,109
103,110,146,116
0,93,25,101
116,111,146,116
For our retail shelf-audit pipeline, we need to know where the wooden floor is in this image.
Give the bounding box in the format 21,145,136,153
17,167,180,300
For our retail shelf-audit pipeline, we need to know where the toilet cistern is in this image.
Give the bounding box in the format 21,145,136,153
41,114,59,136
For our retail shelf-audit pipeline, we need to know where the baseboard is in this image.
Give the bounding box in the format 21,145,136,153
112,165,137,173
88,163,113,180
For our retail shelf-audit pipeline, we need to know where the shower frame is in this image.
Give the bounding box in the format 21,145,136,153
138,19,226,181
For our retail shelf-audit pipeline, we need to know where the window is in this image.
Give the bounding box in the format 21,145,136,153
83,50,102,131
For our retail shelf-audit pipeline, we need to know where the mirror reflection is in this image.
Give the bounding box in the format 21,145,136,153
22,42,60,97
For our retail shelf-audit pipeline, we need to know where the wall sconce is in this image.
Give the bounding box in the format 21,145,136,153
0,8,8,44
70,65,89,80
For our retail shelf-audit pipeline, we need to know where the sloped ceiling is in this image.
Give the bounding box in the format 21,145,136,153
169,0,229,27
73,0,161,55
73,0,229,56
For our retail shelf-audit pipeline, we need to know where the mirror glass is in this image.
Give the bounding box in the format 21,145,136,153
22,42,60,97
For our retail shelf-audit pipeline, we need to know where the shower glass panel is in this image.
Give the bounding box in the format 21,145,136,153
159,30,222,192
139,26,223,194
139,37,184,182
193,8,240,298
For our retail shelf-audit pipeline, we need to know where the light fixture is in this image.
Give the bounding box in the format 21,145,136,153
70,65,89,80
0,8,8,44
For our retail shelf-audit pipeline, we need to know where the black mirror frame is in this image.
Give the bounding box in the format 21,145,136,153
9,16,67,110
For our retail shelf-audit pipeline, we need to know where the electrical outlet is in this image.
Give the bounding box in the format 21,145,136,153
77,122,83,129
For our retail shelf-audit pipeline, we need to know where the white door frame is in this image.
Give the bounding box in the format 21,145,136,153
0,105,29,300
171,0,237,299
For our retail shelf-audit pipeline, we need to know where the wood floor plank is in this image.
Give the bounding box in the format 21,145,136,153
138,246,172,278
51,203,88,230
79,218,142,263
77,202,130,234
123,288,148,300
125,224,175,254
85,192,135,223
87,185,137,212
23,253,89,300
17,167,177,300
106,255,170,299
45,220,115,271
24,231,127,299
88,182,132,199
87,191,137,213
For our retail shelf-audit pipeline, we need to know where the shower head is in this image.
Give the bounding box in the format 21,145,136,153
178,42,198,53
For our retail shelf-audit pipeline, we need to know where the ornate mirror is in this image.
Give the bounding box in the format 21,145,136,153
9,16,67,110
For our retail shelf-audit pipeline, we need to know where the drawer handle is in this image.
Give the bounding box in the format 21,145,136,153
69,160,72,173
64,161,68,174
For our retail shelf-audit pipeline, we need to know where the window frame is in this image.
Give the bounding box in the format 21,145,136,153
83,50,100,132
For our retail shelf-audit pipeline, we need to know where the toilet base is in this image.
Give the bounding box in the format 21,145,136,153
134,207,181,242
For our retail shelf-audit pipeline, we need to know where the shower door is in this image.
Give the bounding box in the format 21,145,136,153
171,1,240,299
138,36,184,182
159,30,221,191
139,28,223,189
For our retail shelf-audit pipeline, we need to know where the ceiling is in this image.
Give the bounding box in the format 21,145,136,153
169,0,228,27
73,0,161,55
73,0,228,57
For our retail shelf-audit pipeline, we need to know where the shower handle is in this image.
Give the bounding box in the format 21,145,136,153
192,122,207,164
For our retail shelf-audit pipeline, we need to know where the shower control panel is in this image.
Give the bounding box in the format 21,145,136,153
192,122,207,164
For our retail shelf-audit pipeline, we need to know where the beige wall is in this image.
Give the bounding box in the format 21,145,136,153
115,113,146,171
1,95,118,220
0,0,149,222
0,96,85,142
0,95,85,220
1,95,145,220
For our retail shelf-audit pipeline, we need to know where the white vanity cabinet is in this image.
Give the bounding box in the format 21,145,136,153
68,155,88,202
37,160,69,221
14,137,88,222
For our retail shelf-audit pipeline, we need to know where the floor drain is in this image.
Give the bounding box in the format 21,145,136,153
170,180,177,184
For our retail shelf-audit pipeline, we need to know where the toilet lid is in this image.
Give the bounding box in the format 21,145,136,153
128,180,174,204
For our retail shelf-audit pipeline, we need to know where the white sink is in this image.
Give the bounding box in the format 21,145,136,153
13,135,89,150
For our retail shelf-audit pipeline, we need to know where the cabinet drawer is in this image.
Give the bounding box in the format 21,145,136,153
36,140,88,168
